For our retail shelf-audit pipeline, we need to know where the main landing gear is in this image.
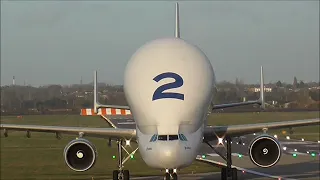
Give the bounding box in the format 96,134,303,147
205,136,238,180
164,169,178,180
112,140,138,180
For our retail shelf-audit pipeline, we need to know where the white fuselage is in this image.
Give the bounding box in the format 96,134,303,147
124,38,215,169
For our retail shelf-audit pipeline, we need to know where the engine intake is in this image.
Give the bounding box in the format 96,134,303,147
248,135,281,168
63,138,97,171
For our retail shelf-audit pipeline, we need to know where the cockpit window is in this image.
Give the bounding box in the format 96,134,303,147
179,134,188,141
149,134,157,142
169,135,178,140
158,135,167,141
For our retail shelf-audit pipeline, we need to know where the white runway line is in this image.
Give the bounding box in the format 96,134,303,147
206,153,245,157
280,141,310,145
286,151,309,156
117,122,136,125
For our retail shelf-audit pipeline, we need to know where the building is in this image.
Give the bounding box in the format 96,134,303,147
247,87,272,93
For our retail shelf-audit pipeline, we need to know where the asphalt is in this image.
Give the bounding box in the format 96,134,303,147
106,116,320,180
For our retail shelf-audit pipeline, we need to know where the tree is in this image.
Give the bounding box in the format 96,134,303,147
293,76,298,89
298,80,305,88
276,80,282,87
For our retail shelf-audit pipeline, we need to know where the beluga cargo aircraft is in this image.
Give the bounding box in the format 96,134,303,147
1,2,319,180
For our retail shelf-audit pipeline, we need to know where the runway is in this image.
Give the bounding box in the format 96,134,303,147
105,116,320,180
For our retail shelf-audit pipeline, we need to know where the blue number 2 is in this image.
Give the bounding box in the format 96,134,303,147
152,72,184,101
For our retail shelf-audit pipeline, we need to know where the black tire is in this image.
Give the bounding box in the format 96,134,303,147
123,170,130,180
165,173,170,180
221,167,227,180
232,168,238,180
172,173,178,180
113,170,119,180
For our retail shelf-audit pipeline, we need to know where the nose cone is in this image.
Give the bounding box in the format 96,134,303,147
157,141,180,168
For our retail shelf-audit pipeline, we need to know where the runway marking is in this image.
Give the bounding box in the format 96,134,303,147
305,144,320,147
196,158,297,180
280,141,310,145
100,115,117,128
206,153,245,157
117,122,136,125
286,151,309,155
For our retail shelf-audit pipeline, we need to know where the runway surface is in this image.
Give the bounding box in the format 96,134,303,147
105,116,320,180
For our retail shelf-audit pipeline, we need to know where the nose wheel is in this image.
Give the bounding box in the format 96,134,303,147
164,169,178,180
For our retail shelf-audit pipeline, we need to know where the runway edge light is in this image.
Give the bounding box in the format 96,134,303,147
292,153,297,157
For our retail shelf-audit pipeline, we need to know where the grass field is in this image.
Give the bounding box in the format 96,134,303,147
0,112,319,180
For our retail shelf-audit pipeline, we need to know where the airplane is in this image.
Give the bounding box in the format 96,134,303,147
1,2,319,180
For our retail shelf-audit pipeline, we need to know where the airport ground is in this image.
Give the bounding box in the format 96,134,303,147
0,112,319,180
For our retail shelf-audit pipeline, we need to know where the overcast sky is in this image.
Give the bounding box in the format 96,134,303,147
1,1,319,86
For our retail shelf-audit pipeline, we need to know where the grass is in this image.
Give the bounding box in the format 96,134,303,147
0,112,319,179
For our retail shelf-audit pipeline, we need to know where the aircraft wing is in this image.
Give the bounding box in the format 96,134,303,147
0,124,136,140
203,118,320,141
211,66,265,111
212,100,262,110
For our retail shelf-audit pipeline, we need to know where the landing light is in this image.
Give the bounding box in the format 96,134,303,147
218,138,224,145
286,136,290,140
274,134,278,139
294,149,297,152
125,139,131,146
301,138,304,141
283,146,287,151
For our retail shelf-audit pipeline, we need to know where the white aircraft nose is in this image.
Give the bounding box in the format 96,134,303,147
157,142,179,168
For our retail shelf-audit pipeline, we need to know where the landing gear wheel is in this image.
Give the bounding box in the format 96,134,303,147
221,167,237,180
221,167,227,180
231,168,237,180
113,170,119,180
172,173,178,180
123,170,130,180
165,173,170,180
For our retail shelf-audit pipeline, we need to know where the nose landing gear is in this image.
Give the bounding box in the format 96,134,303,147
164,169,178,180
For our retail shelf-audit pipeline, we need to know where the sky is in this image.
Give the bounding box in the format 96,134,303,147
1,1,319,86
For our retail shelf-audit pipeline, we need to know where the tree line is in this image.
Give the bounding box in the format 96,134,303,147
1,79,319,115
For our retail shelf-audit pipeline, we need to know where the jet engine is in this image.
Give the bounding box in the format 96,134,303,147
63,138,97,172
248,135,281,168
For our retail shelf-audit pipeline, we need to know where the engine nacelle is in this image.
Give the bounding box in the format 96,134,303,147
248,135,281,168
63,138,97,172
